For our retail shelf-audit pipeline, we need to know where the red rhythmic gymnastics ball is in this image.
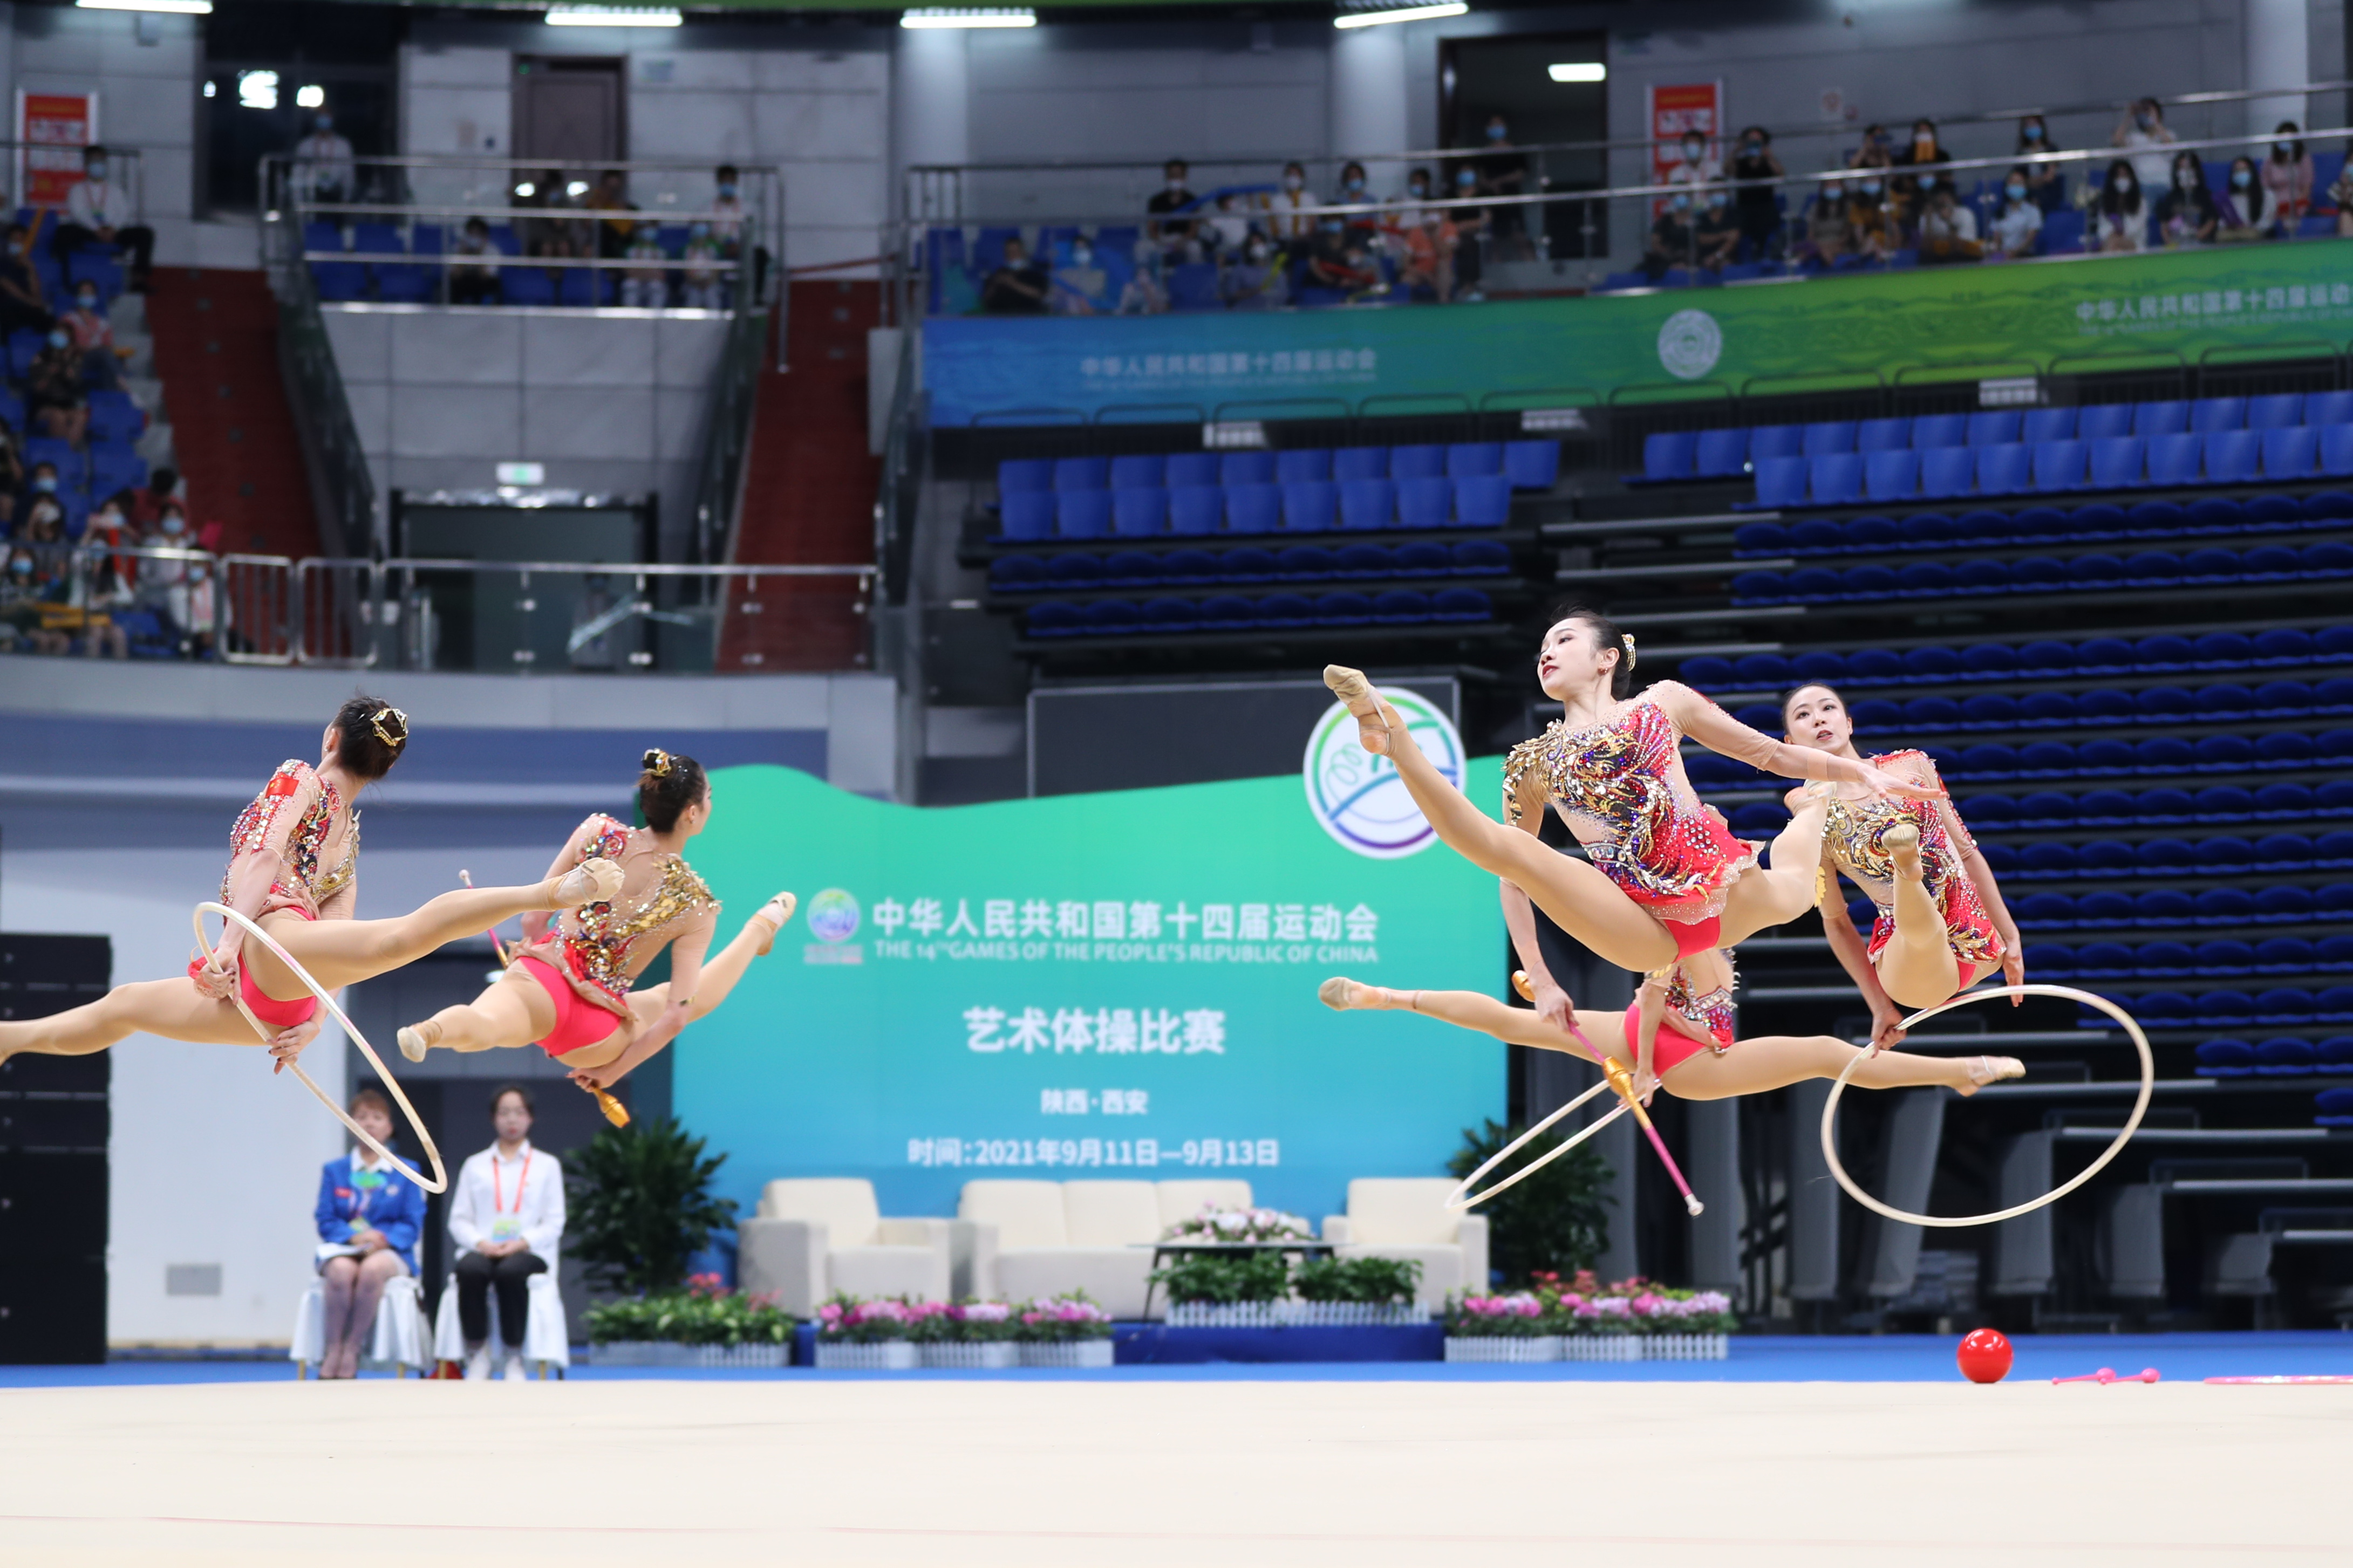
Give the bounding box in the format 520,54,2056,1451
1957,1328,2013,1384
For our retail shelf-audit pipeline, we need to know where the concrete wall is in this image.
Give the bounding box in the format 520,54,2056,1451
0,657,897,1347
8,2,198,262
323,305,726,560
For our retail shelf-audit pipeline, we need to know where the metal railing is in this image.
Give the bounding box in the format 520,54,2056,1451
1,140,146,227
875,324,926,607
693,301,773,566
275,243,379,558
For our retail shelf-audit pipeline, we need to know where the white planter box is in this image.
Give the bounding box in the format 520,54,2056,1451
1019,1339,1116,1368
591,1340,791,1370
1167,1301,1428,1329
1558,1335,1645,1362
1442,1336,1561,1362
1643,1333,1730,1361
918,1341,1022,1369
814,1340,920,1371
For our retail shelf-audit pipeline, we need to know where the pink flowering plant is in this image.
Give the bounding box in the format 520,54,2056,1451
942,1299,1022,1344
1530,1271,1737,1336
814,1292,921,1343
1441,1290,1548,1338
1017,1291,1115,1342
1162,1204,1315,1245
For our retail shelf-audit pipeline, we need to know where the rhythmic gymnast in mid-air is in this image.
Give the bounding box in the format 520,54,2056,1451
0,698,623,1067
1782,682,2024,1050
395,749,794,1094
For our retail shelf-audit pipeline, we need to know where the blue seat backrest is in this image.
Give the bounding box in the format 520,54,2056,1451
1911,414,1968,449
1447,442,1503,478
1748,424,1804,462
2077,404,2135,441
2247,393,2305,430
1801,421,1857,458
2191,396,2247,433
2133,401,2189,439
1967,410,2022,446
1389,444,1446,481
1220,450,1276,486
1167,452,1219,488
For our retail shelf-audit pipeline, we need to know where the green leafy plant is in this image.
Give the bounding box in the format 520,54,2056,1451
564,1116,738,1296
1294,1255,1423,1305
1447,1117,1611,1287
583,1275,794,1347
1148,1250,1291,1305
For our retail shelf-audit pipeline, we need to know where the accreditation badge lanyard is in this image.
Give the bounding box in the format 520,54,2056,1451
490,1149,531,1245
348,1158,384,1235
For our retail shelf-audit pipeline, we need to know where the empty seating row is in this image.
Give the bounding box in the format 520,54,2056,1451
1024,588,1494,638
1686,732,2352,786
990,540,1510,593
1646,396,2353,481
999,476,1513,540
1733,819,2353,879
1728,543,2353,604
1752,427,2353,505
1732,495,2353,557
1678,627,2353,692
1951,784,2353,827
2198,1036,2353,1076
2007,884,2353,929
2027,938,2353,978
2076,988,2353,1028
1001,442,1560,496
1725,682,2353,736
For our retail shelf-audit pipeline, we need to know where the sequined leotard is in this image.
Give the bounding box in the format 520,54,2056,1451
1824,750,2002,982
1503,688,1758,934
221,759,359,922
511,814,720,1037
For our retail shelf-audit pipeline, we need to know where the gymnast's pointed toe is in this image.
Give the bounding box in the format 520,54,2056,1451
553,856,624,908
1318,976,1359,1011
754,891,797,957
1961,1054,2025,1094
1322,665,1373,706
397,1021,438,1063
1881,821,1922,877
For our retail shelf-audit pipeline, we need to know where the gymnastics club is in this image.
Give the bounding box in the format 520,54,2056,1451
2054,1367,2160,1385
462,870,630,1130
1515,971,1704,1217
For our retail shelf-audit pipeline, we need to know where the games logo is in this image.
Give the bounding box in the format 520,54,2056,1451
1301,688,1464,859
1657,307,1723,380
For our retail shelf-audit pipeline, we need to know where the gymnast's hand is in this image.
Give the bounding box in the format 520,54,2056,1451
568,1062,619,1092
1866,998,1908,1056
2002,946,2025,1003
267,1018,319,1073
1528,975,1575,1036
189,950,240,1002
1856,763,1946,803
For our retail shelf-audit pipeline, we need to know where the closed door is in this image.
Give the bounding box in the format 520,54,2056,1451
512,58,623,165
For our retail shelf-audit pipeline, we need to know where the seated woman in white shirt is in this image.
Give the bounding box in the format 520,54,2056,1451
447,1084,566,1381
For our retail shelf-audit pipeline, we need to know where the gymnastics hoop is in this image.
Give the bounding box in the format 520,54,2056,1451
1445,1076,1631,1212
1820,983,2152,1229
193,902,448,1195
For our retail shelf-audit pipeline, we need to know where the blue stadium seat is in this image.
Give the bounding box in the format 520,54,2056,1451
1220,451,1276,487
1396,476,1452,529
1140,597,1200,631
1312,592,1374,626
1905,695,1961,727
2308,390,2353,426
991,554,1047,591
1056,491,1113,538
1918,447,1975,499
2146,433,2202,485
2022,408,2079,444
999,458,1054,494
1111,488,1168,538
2303,540,2353,577
1749,424,1805,462
1225,483,1280,534
1447,442,1503,478
1731,571,1789,603
1692,428,1749,478
1453,539,1511,574
1806,454,1861,505
1001,490,1056,540
2014,555,2069,590
1504,440,1561,489
2133,400,2190,439
1256,594,1314,628
1389,444,1446,481
1169,485,1222,536
1103,552,1163,587
1167,264,1222,311
1842,564,1898,598
2022,691,2079,723
1911,413,1968,449
1975,444,2030,496
1802,420,1858,458
1864,449,1920,501
2031,439,2087,491
1215,547,1276,582
1898,561,1953,596
2123,550,2183,585
2203,429,2260,484
2262,425,2318,480
1280,480,1336,532
1857,417,1913,453
1453,474,1512,527
1333,544,1390,578
1787,567,1843,601
1338,478,1395,530
2242,493,2303,528
1333,446,1388,483
1755,456,1810,508
2247,393,2305,430
1431,588,1492,622
2190,395,2247,434
1079,599,1141,634
2088,436,2145,489
1108,454,1166,490
2318,426,2353,477
1373,590,1431,624
1025,601,1083,636
1901,646,1961,680
1967,410,2022,446
1167,452,1219,488
1845,515,1899,549
1276,448,1333,484
1161,549,1219,584
2074,403,2133,442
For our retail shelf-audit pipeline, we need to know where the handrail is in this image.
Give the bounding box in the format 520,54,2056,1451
876,323,925,607
693,300,772,565
276,242,379,558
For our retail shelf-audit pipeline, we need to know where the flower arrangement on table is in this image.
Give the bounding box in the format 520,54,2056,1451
584,1272,796,1347
1019,1292,1114,1341
1161,1204,1316,1245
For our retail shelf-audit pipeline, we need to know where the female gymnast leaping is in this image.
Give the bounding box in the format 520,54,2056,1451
1324,605,1946,995
1782,682,2024,1049
0,697,625,1067
396,749,795,1093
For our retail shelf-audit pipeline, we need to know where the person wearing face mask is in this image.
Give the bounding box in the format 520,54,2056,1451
1916,186,1982,265
62,283,120,391
1891,118,1950,223
1334,161,1380,241
1670,127,1720,186
1049,234,1112,316
619,222,670,310
1146,158,1202,259
1219,232,1290,311
979,236,1049,316
28,329,89,446
1478,114,1531,256
1386,168,1456,302
1446,161,1491,297
2330,155,2353,239
2112,98,2176,191
1846,175,1898,262
2261,122,2313,230
1799,177,1854,267
710,163,765,299
679,221,726,310
1986,166,2045,259
1,547,69,655
1260,161,1318,242
2153,150,2219,248
1845,124,1891,172
0,221,52,338
1693,187,1741,272
171,551,223,659
291,109,357,207
2092,158,2149,253
1728,127,1785,261
2215,156,2275,243
2014,115,2067,213
1643,187,1697,282
60,145,155,292
139,501,193,612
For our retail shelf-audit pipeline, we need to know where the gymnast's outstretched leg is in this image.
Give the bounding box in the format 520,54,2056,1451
0,978,281,1060
628,892,795,1028
1865,823,1965,1009
1717,792,1835,946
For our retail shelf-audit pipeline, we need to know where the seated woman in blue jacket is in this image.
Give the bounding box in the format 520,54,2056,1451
311,1086,425,1378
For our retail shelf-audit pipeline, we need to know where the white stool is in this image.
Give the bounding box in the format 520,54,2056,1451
431,1269,571,1378
289,1272,430,1378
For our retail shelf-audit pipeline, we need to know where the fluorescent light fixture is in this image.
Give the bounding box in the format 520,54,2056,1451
1334,2,1467,29
545,5,682,25
76,0,213,13
202,80,217,99
238,70,279,111
902,8,1037,26
567,180,590,197
1548,62,1606,83
514,182,537,198
296,85,326,109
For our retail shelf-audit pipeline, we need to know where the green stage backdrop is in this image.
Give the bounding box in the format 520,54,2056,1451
924,241,2353,425
675,758,1506,1223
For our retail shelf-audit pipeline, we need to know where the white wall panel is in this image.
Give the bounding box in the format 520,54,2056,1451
655,316,728,388
390,384,522,460
524,311,659,387
523,386,658,461
389,310,523,384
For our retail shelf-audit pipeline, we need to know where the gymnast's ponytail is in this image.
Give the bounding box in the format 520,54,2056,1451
638,748,708,833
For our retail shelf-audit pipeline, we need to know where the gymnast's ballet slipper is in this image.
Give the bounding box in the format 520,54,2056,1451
1322,665,1396,754
550,856,624,909
1959,1055,2025,1095
752,891,798,957
397,1019,441,1063
1319,976,1364,1011
1882,821,1924,880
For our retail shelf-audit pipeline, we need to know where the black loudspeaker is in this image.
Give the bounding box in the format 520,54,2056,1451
0,934,112,1364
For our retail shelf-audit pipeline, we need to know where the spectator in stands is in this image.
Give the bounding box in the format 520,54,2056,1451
980,236,1049,314
28,331,89,446
2113,98,2176,191
138,499,189,618
620,224,669,309
2215,156,2274,242
1389,204,1454,303
1147,159,1201,259
0,223,50,339
0,547,67,654
127,465,179,531
1263,161,1319,242
2092,158,2149,252
1728,127,1785,260
585,169,639,260
2015,115,2066,212
2262,122,2313,229
1219,233,1288,310
2332,155,2353,236
0,426,22,531
1447,162,1490,298
291,111,357,206
1669,126,1720,186
1049,235,1114,314
21,461,60,526
449,216,500,306
1916,186,1981,264
1202,192,1253,258
1479,115,1532,258
709,163,763,298
1642,188,1696,280
1335,162,1379,241
172,554,220,659
1891,118,1954,222
2155,150,2219,247
1847,175,1900,261
1693,187,1741,271
59,146,153,293
1798,177,1854,266
312,1087,424,1380
1846,124,1893,172
60,282,119,392
519,168,583,261
1986,168,2045,258
69,519,130,660
447,1085,565,1382
1305,219,1381,298
679,222,725,310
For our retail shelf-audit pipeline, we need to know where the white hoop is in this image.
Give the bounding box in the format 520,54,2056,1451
193,902,448,1195
1446,1077,1631,1212
1821,983,2152,1229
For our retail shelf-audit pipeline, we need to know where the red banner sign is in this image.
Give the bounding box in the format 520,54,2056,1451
19,91,96,208
1647,81,1724,188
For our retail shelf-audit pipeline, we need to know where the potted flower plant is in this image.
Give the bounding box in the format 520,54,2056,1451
1161,1203,1315,1245
813,1293,920,1370
917,1299,1023,1370
1440,1290,1558,1362
586,1272,796,1368
1017,1292,1116,1367
1537,1271,1735,1361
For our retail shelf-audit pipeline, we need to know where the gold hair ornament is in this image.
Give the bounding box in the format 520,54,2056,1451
1620,633,1638,670
370,707,408,749
643,748,673,778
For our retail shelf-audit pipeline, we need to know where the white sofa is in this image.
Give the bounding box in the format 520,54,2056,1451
955,1179,1257,1319
736,1178,951,1317
1322,1178,1489,1308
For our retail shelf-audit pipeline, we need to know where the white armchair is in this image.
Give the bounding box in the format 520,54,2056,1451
1322,1177,1489,1307
736,1178,950,1317
957,1179,1161,1319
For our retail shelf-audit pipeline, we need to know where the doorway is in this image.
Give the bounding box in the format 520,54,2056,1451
512,57,626,167
1439,31,1609,260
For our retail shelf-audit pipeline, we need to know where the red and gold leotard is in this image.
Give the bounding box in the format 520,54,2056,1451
511,814,720,1036
1824,750,2002,982
1503,690,1758,930
221,760,358,921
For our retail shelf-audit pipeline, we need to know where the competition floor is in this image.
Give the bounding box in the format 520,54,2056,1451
2,1339,2347,1566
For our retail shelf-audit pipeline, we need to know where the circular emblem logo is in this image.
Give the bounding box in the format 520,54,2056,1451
1302,688,1466,859
805,888,861,943
1657,307,1723,381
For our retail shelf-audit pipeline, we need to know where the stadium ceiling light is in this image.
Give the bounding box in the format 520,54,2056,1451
75,0,213,13
1334,3,1468,29
545,5,683,25
1548,62,1607,83
901,9,1038,27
